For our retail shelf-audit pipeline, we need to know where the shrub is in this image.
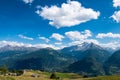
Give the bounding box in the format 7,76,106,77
50,73,57,79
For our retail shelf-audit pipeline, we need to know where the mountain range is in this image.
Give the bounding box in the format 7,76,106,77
0,42,119,76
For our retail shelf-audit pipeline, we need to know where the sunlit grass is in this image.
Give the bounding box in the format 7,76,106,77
86,75,120,80
0,70,120,80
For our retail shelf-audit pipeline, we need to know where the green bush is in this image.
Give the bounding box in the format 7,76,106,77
50,73,57,79
0,65,8,75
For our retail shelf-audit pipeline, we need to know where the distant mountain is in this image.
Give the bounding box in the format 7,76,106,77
61,42,94,61
0,45,38,60
66,57,105,76
0,43,115,76
0,45,38,52
61,42,110,61
0,45,38,67
61,42,90,52
104,49,120,75
7,48,73,72
61,42,102,53
65,43,111,76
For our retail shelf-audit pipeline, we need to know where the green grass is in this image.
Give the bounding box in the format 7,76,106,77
86,75,120,80
56,72,82,79
42,71,51,76
0,70,120,80
42,71,82,79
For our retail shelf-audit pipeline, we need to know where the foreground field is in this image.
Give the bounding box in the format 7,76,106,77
86,75,120,80
0,70,83,80
0,70,120,80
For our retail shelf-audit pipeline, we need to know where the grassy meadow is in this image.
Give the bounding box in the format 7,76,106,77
0,70,120,80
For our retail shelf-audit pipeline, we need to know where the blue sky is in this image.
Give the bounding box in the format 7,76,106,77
0,0,120,49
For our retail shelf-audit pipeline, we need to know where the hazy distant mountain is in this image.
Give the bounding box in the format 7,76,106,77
66,57,105,76
61,42,110,61
7,48,73,71
0,45,38,60
0,45,38,52
61,42,95,61
104,49,120,75
65,43,111,75
61,42,102,53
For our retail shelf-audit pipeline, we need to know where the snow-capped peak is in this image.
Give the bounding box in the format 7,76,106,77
62,42,104,52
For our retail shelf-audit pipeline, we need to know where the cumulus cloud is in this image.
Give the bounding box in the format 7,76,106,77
0,40,61,49
33,44,59,49
65,30,92,40
37,1,100,28
22,0,34,4
50,33,64,41
96,32,120,38
18,34,34,40
111,11,120,23
0,40,32,47
38,36,50,43
100,41,120,50
113,0,120,7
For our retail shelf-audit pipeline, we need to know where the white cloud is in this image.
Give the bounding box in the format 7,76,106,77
100,41,120,50
35,10,40,15
0,40,32,47
65,30,92,40
37,1,100,28
55,42,62,45
113,0,120,7
96,32,120,38
22,0,34,4
0,40,60,49
18,34,34,40
33,44,59,49
38,36,50,43
50,33,64,41
84,39,99,44
111,11,120,23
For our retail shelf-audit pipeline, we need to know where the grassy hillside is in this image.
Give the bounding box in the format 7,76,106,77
0,70,120,80
0,70,82,80
86,75,120,80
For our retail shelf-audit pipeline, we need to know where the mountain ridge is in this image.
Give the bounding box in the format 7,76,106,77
0,42,118,76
